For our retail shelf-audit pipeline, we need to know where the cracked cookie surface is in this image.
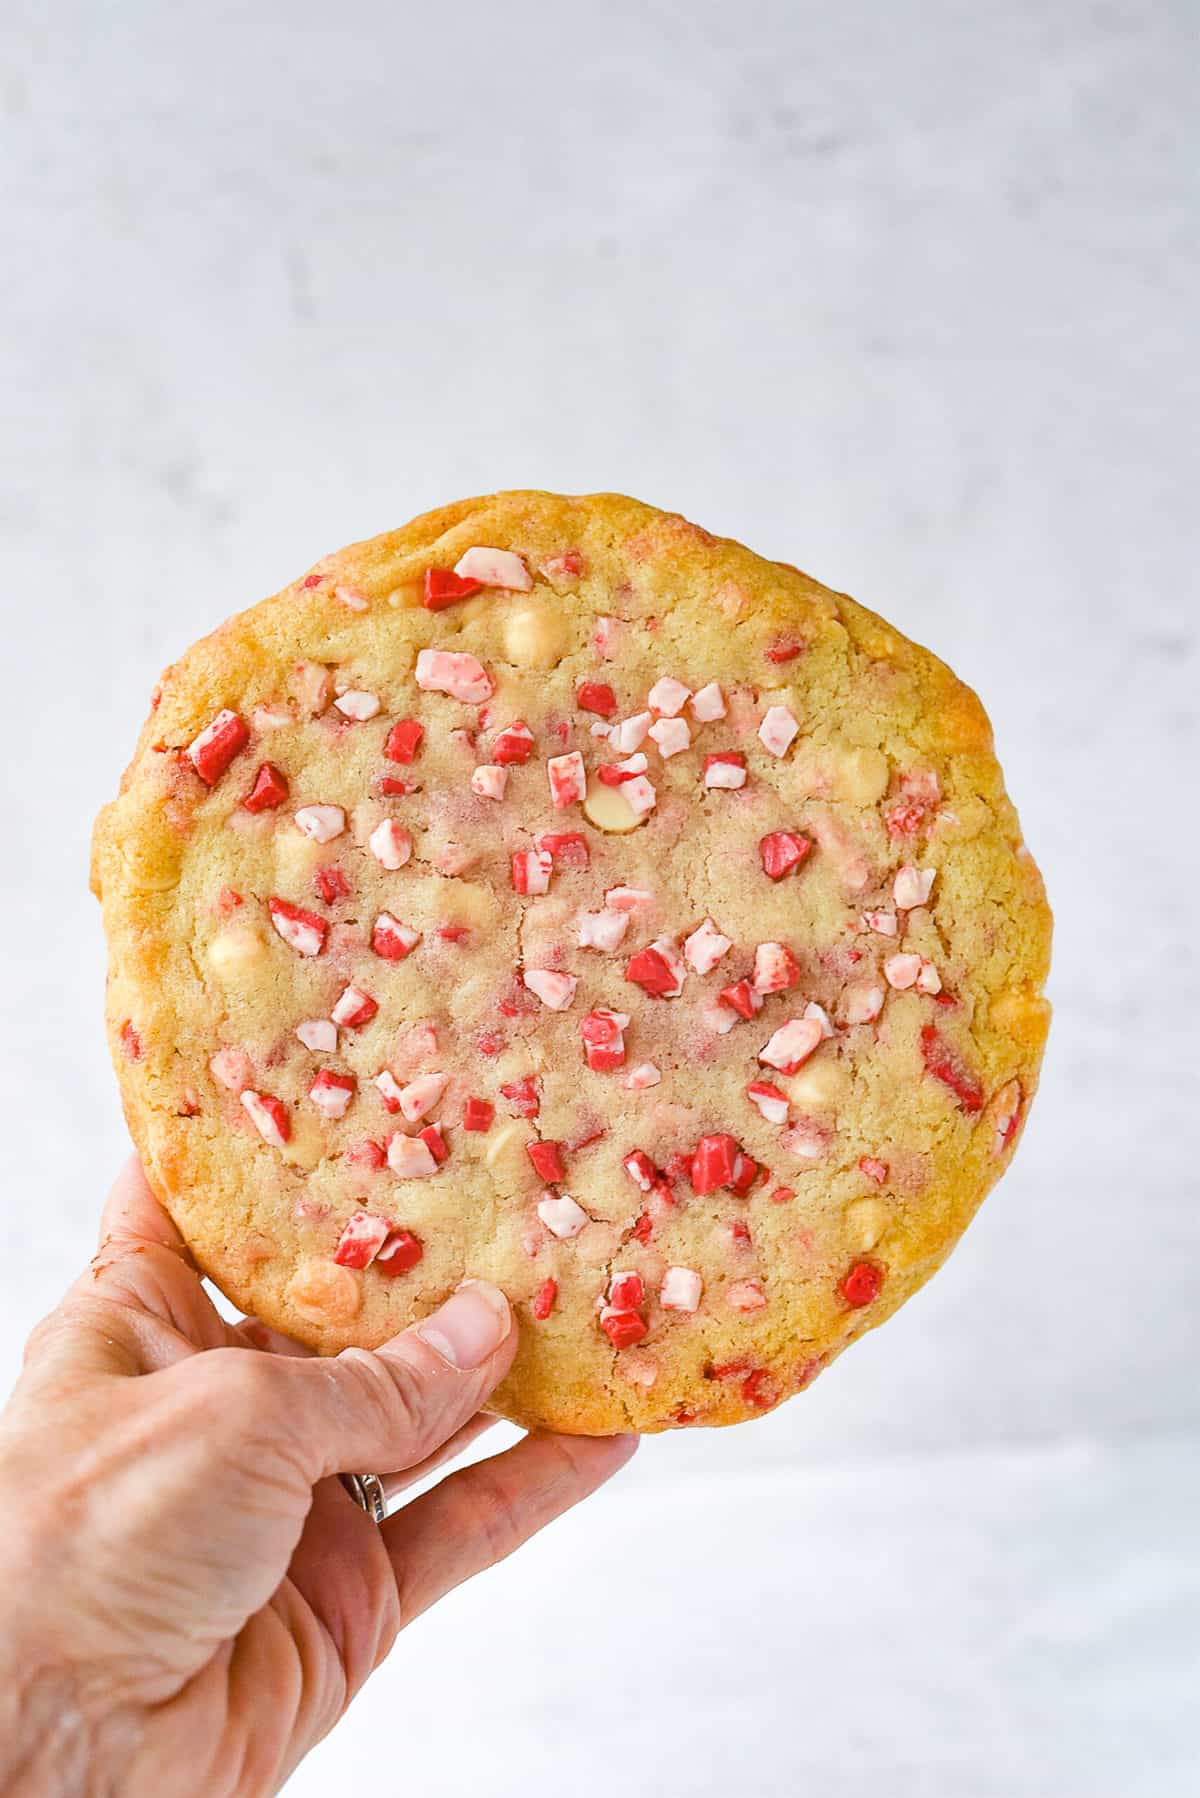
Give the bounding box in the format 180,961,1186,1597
92,490,1052,1432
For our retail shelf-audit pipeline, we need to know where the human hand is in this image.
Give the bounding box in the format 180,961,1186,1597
0,1158,636,1796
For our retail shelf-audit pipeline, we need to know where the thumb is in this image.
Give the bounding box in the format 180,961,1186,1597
193,1280,519,1483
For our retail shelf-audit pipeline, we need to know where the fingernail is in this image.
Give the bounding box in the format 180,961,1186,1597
414,1280,511,1370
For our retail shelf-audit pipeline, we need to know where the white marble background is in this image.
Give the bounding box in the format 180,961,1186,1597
2,1,1196,1792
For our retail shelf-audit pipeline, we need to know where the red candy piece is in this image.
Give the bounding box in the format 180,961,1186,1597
765,638,804,664
376,775,418,797
577,680,618,718
527,1140,567,1183
631,1212,654,1245
333,1211,390,1269
345,1139,387,1171
691,1133,739,1194
333,987,378,1029
580,1008,626,1071
313,865,350,905
597,762,636,786
600,1308,648,1350
424,567,482,609
372,915,419,960
759,831,811,881
384,719,424,763
741,1368,779,1409
419,1123,448,1163
462,1096,495,1132
242,762,289,813
718,979,761,1020
268,896,329,955
625,946,678,997
839,1260,885,1307
609,1271,645,1309
500,1076,540,1118
858,1156,889,1186
729,1151,761,1197
493,721,535,766
919,1024,984,1113
376,1228,424,1274
532,1278,558,1321
189,710,250,785
537,831,590,867
119,1020,142,1062
770,1185,795,1204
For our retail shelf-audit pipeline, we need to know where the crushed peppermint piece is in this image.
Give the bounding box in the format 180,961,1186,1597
331,985,378,1029
334,690,381,721
415,648,495,704
600,1306,648,1349
471,763,509,801
606,885,654,912
577,681,617,717
537,1192,589,1239
492,719,536,765
424,567,482,609
268,897,328,957
577,908,630,952
580,1007,628,1071
884,953,922,990
372,913,421,961
241,1089,290,1147
759,831,811,881
384,719,424,763
375,1228,424,1273
690,681,726,722
387,1133,440,1178
609,712,652,754
391,1071,448,1123
862,910,899,937
462,1096,494,1132
188,710,249,785
840,1261,884,1307
512,848,553,895
294,804,345,844
368,819,413,869
243,762,289,813
626,939,686,998
703,752,747,790
753,941,801,994
647,676,691,717
333,1211,390,1268
295,1018,337,1053
684,918,733,976
309,1069,356,1120
648,716,691,757
547,751,586,809
624,1061,661,1090
759,1017,824,1074
844,985,885,1025
523,969,578,1011
894,864,936,910
727,1279,768,1312
531,1277,558,1320
758,705,799,756
453,546,532,591
746,1080,789,1124
660,1266,702,1312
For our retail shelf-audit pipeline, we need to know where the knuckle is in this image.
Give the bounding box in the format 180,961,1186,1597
187,1346,277,1424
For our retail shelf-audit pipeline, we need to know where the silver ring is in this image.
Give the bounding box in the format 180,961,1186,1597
340,1471,388,1524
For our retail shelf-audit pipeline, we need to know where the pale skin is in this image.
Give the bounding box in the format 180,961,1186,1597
0,1158,637,1796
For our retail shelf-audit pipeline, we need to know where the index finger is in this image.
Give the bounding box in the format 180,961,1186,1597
97,1154,188,1259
